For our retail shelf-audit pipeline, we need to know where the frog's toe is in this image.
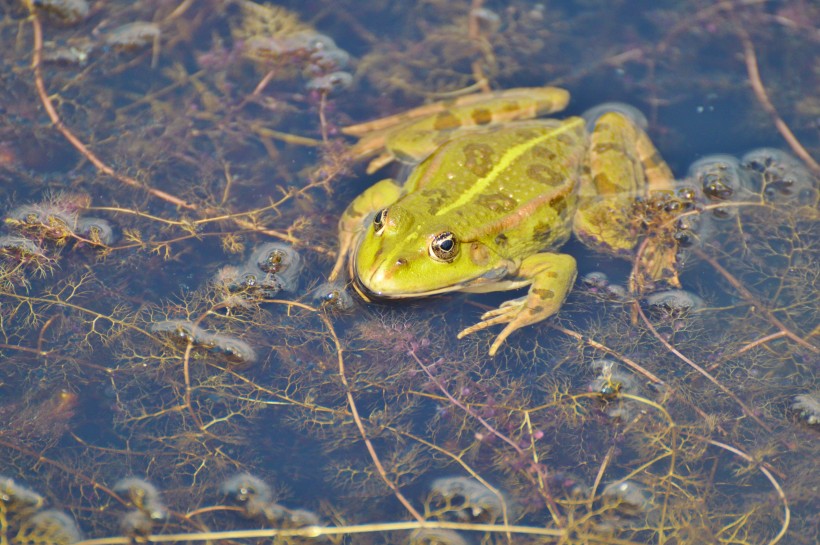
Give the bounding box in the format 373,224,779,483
489,323,520,356
459,296,544,355
458,297,523,337
458,308,513,338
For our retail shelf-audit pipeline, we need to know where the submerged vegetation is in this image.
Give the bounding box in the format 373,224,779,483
0,1,817,544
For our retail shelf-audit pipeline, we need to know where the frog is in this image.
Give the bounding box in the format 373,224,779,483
329,86,676,356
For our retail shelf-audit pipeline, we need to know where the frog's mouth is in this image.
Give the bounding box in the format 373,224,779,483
351,257,509,302
351,274,471,302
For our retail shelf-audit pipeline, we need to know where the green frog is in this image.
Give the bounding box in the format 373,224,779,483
330,87,675,355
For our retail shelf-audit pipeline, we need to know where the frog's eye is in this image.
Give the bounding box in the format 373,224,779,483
373,208,388,235
430,231,459,262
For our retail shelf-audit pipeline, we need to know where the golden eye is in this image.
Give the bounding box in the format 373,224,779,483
373,208,388,235
430,231,458,262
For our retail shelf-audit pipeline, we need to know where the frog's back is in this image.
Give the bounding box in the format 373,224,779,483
400,119,586,258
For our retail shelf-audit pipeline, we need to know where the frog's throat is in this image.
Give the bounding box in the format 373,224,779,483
352,270,474,301
351,273,500,301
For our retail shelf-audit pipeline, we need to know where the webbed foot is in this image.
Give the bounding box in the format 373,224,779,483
458,253,577,356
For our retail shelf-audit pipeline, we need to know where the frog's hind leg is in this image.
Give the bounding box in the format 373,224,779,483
458,252,577,356
576,109,683,287
573,110,674,256
583,105,675,192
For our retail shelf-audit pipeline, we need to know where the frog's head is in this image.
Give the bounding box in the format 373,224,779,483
352,205,507,300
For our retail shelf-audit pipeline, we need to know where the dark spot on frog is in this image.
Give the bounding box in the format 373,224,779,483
533,288,555,299
531,145,557,161
532,222,553,243
433,111,462,131
476,192,517,212
527,164,563,186
502,100,521,112
593,172,617,194
469,242,490,266
463,142,495,177
421,187,449,213
592,142,625,155
549,193,568,216
494,233,508,246
471,108,493,125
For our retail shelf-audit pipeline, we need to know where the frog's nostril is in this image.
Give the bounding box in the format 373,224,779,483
395,258,408,266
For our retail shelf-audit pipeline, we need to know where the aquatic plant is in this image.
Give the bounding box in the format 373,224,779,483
0,1,816,545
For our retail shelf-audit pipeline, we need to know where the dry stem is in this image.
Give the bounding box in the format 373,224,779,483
28,13,195,209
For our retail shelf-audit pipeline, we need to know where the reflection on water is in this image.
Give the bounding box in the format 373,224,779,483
0,1,817,544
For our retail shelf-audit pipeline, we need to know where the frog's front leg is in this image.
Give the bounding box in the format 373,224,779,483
458,253,577,356
329,179,402,282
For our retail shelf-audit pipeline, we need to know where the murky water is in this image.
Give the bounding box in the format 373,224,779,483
0,1,817,544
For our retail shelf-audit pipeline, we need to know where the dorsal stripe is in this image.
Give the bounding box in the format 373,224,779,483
434,118,582,216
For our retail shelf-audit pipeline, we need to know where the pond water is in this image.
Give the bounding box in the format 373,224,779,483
0,1,817,544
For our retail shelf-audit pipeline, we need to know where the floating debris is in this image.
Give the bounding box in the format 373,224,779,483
589,359,645,419
0,235,49,264
214,243,303,307
6,203,79,244
149,320,256,365
42,38,95,65
112,478,168,521
0,477,80,544
103,22,161,49
0,476,44,515
429,476,509,523
205,333,258,366
741,148,818,205
118,510,154,540
221,473,275,520
286,508,321,528
581,271,609,290
408,528,470,545
249,242,303,290
313,281,355,311
230,0,351,91
645,289,704,318
31,0,89,25
688,154,754,219
792,392,820,425
470,7,501,36
18,509,82,545
306,71,354,94
601,480,652,519
590,359,639,398
689,154,752,201
77,217,115,245
149,319,202,346
4,194,114,250
214,265,284,300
